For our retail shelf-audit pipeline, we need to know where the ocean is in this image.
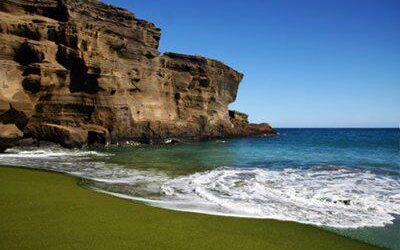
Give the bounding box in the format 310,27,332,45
0,128,399,249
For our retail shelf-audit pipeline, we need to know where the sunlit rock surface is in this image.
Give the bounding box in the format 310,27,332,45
0,0,275,147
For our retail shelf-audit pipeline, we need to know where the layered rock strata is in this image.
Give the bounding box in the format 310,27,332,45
0,0,275,148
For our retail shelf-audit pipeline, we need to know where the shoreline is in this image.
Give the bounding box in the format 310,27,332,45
0,165,384,250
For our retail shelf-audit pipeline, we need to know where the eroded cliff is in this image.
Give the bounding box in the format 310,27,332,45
0,0,275,149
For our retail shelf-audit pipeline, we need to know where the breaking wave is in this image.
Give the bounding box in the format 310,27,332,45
157,167,400,228
0,146,399,228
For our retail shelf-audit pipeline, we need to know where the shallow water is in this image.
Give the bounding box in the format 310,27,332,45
0,128,399,249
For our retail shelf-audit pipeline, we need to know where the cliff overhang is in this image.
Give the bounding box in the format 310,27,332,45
0,0,275,149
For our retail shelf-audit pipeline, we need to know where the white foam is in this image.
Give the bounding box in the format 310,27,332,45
3,147,109,158
155,167,400,228
0,146,399,228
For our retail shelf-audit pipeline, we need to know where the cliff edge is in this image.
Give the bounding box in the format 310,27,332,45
0,0,275,150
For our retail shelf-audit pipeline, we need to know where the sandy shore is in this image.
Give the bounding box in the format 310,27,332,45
0,166,383,250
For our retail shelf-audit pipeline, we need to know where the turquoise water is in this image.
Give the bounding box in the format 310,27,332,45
104,128,399,173
0,128,399,249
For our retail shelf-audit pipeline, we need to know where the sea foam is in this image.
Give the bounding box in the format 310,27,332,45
0,146,399,228
157,167,400,228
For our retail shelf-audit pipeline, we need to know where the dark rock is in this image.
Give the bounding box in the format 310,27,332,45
14,137,38,147
86,124,110,146
0,106,29,130
0,123,23,152
164,138,181,144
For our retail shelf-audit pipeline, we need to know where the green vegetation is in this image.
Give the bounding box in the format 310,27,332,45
0,166,382,250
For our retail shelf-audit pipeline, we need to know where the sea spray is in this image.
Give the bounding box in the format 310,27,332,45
0,145,399,228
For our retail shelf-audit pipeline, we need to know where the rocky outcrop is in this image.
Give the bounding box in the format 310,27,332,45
0,123,23,152
229,110,275,136
0,0,275,149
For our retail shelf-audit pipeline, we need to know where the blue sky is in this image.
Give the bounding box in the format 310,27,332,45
104,0,399,128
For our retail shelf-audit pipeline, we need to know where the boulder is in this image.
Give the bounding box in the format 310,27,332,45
29,123,87,148
0,123,23,152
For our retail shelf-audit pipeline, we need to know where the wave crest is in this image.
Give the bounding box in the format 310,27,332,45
157,167,400,228
1,146,399,228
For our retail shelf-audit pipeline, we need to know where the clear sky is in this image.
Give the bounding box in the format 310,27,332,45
104,0,399,128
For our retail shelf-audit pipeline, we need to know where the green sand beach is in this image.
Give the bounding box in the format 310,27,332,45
0,166,382,250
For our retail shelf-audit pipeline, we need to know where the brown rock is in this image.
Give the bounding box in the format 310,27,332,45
247,123,276,136
0,0,275,148
28,123,87,148
0,123,23,139
0,94,10,115
229,110,276,137
229,110,249,125
0,123,23,152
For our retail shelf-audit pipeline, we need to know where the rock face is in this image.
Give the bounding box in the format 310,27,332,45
0,0,275,148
